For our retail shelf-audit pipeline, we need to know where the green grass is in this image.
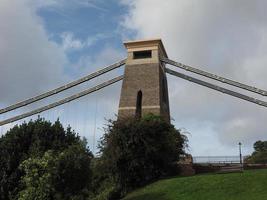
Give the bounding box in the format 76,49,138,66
123,169,267,200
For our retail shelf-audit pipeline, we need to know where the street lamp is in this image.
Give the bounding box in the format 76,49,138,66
238,142,242,166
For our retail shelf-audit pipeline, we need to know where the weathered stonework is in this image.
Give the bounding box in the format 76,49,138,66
118,39,170,122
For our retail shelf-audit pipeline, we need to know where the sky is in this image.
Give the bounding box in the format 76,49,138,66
1,0,267,156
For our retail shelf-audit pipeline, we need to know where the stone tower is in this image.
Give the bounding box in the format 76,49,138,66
118,39,170,122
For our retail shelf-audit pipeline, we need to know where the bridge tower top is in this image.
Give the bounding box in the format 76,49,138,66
118,39,170,121
124,38,168,58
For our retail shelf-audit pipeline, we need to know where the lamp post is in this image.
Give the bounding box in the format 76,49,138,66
238,142,242,166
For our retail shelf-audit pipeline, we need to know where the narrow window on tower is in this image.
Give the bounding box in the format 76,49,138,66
135,90,142,119
133,50,152,59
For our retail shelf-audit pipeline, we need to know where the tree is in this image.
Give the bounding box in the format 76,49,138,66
0,115,188,200
98,114,187,196
245,140,267,164
0,118,89,200
54,143,93,199
253,141,267,152
18,151,56,200
18,144,93,200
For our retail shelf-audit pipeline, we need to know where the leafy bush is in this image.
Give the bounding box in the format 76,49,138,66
18,144,93,200
89,157,120,200
54,143,93,198
18,151,56,200
98,114,187,196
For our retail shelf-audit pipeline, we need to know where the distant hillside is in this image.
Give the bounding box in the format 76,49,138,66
124,169,267,200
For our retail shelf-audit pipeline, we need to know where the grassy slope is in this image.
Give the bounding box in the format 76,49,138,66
124,169,267,200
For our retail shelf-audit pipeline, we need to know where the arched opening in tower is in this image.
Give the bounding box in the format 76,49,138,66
135,90,142,119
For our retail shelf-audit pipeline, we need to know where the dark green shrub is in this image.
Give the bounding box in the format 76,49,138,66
98,114,187,195
18,144,93,200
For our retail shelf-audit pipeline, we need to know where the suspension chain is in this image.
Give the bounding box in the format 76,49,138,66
0,59,126,114
161,57,267,96
0,76,123,126
166,68,267,108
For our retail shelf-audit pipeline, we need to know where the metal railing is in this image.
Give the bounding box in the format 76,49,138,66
193,156,243,164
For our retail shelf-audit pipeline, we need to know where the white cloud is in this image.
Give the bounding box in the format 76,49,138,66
0,0,123,153
30,0,107,11
0,0,120,105
121,0,267,156
60,32,111,52
0,0,67,105
75,46,125,72
61,32,84,51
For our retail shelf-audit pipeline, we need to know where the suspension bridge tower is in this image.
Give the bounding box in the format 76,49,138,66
118,39,170,122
